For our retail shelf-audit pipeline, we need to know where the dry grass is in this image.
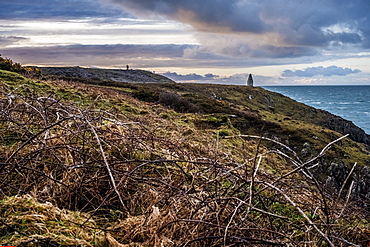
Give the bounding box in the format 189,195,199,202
0,195,103,246
0,73,369,246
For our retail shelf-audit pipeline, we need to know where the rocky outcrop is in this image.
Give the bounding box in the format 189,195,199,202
319,111,370,145
325,161,370,202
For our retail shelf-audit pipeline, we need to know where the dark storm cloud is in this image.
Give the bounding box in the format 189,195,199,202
105,0,370,57
282,65,361,77
106,0,267,33
249,45,318,58
0,0,127,20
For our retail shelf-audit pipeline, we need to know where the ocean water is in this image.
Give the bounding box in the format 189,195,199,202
263,86,370,134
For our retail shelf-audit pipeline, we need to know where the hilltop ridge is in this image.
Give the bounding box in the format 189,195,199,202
38,66,175,84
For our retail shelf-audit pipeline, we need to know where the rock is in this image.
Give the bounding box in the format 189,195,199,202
303,142,311,148
324,161,370,202
320,113,370,145
328,161,349,187
355,166,370,199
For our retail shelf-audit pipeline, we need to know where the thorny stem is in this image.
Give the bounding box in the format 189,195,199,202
85,116,128,212
260,180,335,247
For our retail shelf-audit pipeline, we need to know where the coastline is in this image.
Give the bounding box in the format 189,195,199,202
264,85,370,134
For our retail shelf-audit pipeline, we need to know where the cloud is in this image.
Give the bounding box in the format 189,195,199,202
104,0,370,58
3,42,362,76
0,44,199,68
0,0,128,20
282,65,361,77
106,0,268,33
162,72,220,82
3,0,370,63
0,36,29,47
2,43,315,70
161,72,280,85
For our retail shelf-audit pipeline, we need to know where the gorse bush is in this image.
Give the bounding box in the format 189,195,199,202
0,55,40,75
0,56,22,72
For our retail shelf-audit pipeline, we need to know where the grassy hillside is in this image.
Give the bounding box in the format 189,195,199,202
0,69,369,246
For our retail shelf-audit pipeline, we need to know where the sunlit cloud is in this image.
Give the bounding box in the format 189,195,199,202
0,18,196,48
1,44,195,68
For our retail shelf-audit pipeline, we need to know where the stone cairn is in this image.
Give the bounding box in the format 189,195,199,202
247,74,254,87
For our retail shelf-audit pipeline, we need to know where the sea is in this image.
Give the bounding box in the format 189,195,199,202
263,86,370,135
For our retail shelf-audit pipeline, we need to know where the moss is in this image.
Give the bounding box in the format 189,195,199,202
0,195,105,246
218,129,231,137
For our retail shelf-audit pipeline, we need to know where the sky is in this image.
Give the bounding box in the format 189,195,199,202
1,0,370,85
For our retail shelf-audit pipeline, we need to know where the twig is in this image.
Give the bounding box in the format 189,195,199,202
304,134,349,165
329,235,360,247
182,235,285,246
5,117,72,163
85,116,127,211
223,200,244,245
243,154,262,221
336,180,355,221
226,134,301,162
335,162,357,206
260,180,335,247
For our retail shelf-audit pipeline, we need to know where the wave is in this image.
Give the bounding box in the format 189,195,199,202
264,86,370,134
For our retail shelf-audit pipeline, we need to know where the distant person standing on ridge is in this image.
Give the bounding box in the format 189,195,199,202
126,65,129,70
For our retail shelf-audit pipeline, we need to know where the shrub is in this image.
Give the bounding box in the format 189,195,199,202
157,92,199,113
0,55,22,72
132,88,159,102
0,55,40,76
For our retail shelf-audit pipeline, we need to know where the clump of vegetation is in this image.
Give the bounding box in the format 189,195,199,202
0,55,40,76
0,68,369,246
132,88,159,102
0,195,106,246
132,89,199,113
157,92,199,113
